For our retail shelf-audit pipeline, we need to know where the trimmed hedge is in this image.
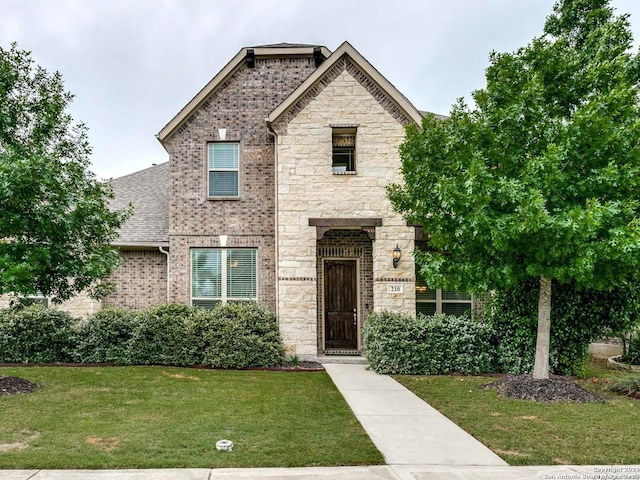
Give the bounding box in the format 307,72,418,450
199,302,285,368
0,305,77,363
75,308,137,364
0,301,284,368
363,311,495,375
125,303,204,366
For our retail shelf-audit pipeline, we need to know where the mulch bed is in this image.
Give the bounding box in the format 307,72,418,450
0,376,37,396
482,374,605,403
246,361,325,372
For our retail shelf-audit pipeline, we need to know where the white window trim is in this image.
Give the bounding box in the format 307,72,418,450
207,142,240,199
191,248,258,306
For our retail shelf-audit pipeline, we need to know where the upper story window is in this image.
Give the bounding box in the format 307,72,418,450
332,127,356,173
208,143,239,197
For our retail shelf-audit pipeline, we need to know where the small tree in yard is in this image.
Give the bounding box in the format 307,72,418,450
388,0,640,379
0,44,130,302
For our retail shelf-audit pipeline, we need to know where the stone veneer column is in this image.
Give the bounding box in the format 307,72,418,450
276,68,417,358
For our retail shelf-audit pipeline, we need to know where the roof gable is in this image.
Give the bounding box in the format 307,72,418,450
157,44,331,144
266,41,423,131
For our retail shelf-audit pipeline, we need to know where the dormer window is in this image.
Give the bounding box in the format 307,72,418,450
332,127,356,173
208,142,239,197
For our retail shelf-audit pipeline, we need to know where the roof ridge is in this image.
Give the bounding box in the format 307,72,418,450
110,161,169,182
251,42,322,48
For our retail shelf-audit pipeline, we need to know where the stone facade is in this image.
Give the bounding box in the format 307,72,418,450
274,66,416,357
0,292,101,318
103,249,168,310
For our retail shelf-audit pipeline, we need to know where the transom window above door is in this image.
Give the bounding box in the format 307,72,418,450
332,127,356,173
208,142,239,197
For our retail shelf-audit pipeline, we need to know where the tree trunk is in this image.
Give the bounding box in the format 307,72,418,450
533,276,552,380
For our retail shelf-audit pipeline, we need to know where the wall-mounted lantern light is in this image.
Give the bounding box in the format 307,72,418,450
392,244,402,268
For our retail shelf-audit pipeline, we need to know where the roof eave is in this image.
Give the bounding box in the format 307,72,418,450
112,241,170,249
157,45,331,143
267,41,423,127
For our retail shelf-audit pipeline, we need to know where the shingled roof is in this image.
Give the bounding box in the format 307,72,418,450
109,162,169,247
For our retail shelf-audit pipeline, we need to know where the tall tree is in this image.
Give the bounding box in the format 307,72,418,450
0,44,130,302
388,0,640,379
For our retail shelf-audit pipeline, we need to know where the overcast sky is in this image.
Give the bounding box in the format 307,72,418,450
3,0,640,180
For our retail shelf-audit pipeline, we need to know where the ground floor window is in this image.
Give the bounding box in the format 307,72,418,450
415,265,471,316
191,248,257,309
18,295,48,307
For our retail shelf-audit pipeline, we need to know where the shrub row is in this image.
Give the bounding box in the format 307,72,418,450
364,277,640,376
0,302,284,368
363,311,495,375
0,307,77,363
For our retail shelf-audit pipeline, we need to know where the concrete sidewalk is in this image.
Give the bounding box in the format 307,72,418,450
3,465,637,479
1,362,638,479
323,363,506,467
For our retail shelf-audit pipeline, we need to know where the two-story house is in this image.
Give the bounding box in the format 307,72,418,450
104,41,474,360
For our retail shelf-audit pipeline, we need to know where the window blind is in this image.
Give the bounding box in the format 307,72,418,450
192,249,222,298
227,249,257,298
208,143,239,197
208,143,238,169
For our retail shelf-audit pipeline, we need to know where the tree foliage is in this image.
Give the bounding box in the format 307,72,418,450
388,0,640,378
486,278,640,376
0,43,129,301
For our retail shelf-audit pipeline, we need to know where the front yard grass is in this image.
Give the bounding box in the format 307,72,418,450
395,360,640,465
0,366,383,469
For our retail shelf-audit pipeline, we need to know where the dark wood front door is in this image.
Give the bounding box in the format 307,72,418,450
324,260,358,350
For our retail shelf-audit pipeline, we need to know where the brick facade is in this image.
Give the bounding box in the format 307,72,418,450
103,249,167,310
316,230,374,352
161,57,319,310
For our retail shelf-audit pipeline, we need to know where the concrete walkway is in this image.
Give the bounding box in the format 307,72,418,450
323,363,507,468
1,362,638,479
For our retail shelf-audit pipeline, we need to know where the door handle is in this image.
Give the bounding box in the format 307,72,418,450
353,309,357,326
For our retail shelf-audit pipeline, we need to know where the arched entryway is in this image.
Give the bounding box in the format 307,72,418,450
316,229,373,355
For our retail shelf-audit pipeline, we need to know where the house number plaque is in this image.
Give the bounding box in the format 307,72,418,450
387,284,403,294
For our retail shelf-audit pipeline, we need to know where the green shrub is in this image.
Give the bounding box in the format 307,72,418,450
0,306,77,363
363,310,495,375
485,278,640,376
75,308,138,364
125,303,204,366
199,302,284,368
623,332,640,365
610,374,640,397
0,300,285,369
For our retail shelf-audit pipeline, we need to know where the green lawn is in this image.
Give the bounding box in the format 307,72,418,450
395,361,640,466
0,366,383,469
